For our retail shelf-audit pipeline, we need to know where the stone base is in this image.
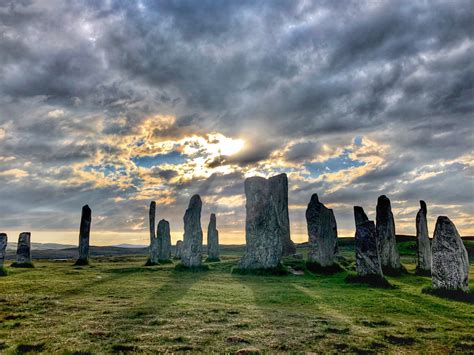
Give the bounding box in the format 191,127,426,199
306,261,343,275
73,258,89,266
231,263,289,276
422,286,473,303
381,265,407,276
205,257,221,263
11,262,34,268
415,268,431,277
345,273,393,288
158,259,173,264
144,258,160,266
174,263,209,272
0,267,7,276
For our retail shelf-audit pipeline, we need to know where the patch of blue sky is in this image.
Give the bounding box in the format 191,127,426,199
131,151,187,168
303,149,365,178
354,136,363,146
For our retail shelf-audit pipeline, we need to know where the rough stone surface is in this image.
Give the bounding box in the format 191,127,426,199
0,233,7,268
239,176,282,269
354,207,383,278
269,173,296,256
175,240,183,259
432,216,469,292
375,195,401,271
158,219,171,261
306,194,338,267
207,213,220,260
416,200,431,274
148,201,159,264
181,195,203,267
16,232,32,264
76,205,91,264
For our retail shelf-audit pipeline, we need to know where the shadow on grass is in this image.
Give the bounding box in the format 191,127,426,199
10,262,35,268
231,263,289,276
345,273,394,289
422,287,473,304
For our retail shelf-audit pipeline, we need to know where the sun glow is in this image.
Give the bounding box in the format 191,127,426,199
209,134,245,156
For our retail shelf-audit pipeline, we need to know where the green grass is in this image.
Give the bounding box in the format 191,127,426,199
0,255,473,353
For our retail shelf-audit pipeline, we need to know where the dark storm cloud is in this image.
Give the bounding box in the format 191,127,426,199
0,0,472,238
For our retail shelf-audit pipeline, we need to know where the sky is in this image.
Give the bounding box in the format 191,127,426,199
0,0,473,246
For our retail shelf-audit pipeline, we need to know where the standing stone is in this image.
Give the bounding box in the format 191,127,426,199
375,195,401,273
0,233,7,269
207,213,220,261
148,201,159,265
416,200,431,275
16,232,32,265
239,176,282,269
306,194,338,267
158,219,171,262
432,216,469,292
181,195,203,267
354,207,384,278
75,205,91,265
269,173,296,256
175,240,183,259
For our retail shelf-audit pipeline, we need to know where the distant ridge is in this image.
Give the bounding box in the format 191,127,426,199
113,243,148,248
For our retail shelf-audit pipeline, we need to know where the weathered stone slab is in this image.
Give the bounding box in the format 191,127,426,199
207,213,220,261
239,176,282,269
432,216,469,292
175,240,183,259
181,195,203,267
306,194,338,267
158,219,171,261
148,201,159,264
0,233,7,268
16,232,32,264
375,195,401,273
354,206,383,278
76,205,91,265
269,173,296,256
416,200,431,275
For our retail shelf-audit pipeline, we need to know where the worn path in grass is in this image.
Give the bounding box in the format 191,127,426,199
1,255,473,353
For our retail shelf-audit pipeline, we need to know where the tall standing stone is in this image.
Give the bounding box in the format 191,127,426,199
375,195,401,273
158,219,171,262
269,173,296,256
306,194,338,267
432,216,469,292
416,200,431,275
75,205,91,266
239,176,282,269
354,207,383,278
175,240,183,259
16,232,32,265
181,195,203,267
0,233,7,269
148,201,159,265
207,213,220,261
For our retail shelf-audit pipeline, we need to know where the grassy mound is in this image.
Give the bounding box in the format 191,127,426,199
73,258,89,266
306,261,344,275
345,273,394,289
10,262,35,268
231,263,289,276
174,263,210,272
422,287,473,303
0,267,7,276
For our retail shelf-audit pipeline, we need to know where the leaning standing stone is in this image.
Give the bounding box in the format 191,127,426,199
432,216,469,292
239,176,282,270
354,207,384,278
181,195,203,267
376,195,402,274
148,201,159,265
306,194,338,267
0,233,7,269
75,205,91,266
416,200,431,275
269,173,296,256
175,240,183,259
207,213,220,261
14,232,32,267
158,219,171,262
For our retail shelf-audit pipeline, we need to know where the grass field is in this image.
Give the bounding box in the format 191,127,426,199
1,248,473,353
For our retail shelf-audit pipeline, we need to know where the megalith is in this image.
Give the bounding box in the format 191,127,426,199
0,233,7,269
175,240,183,259
431,216,469,292
158,219,171,262
375,195,401,273
75,204,91,266
354,206,383,278
306,194,338,267
148,201,159,265
416,200,431,275
207,213,220,261
15,232,32,266
269,173,296,256
239,176,282,269
181,195,203,267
